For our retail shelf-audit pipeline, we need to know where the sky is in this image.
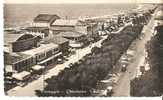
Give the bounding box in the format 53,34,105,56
4,0,162,4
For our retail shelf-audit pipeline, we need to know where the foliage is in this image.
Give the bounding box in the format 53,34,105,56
36,25,144,97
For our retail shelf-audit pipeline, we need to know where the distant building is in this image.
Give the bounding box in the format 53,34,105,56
21,43,61,66
32,14,60,27
24,27,49,39
29,14,61,39
50,19,98,36
4,30,40,52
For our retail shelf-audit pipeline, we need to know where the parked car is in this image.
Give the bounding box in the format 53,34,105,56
68,63,74,67
140,65,145,74
126,50,135,61
57,58,64,64
121,64,127,72
107,86,114,96
120,55,128,62
17,82,28,87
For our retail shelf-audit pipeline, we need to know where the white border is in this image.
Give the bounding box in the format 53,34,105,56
0,0,162,100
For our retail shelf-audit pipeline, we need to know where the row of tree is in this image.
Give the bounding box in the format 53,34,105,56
35,24,144,97
130,9,163,96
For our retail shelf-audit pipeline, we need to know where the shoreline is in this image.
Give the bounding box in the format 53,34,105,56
4,4,155,29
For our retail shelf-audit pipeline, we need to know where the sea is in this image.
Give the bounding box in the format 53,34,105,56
4,4,138,28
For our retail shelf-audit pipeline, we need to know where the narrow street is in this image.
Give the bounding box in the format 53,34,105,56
112,14,155,96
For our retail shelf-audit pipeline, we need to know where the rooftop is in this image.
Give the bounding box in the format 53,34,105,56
59,31,85,38
34,14,60,23
21,43,58,56
44,35,69,45
4,52,32,64
4,33,24,45
51,19,86,26
24,27,49,31
4,32,35,45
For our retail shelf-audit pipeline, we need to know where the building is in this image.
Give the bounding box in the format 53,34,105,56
4,51,35,73
58,31,87,48
32,14,60,27
44,35,69,55
50,19,98,36
4,30,40,52
24,27,50,39
28,14,61,39
21,43,61,66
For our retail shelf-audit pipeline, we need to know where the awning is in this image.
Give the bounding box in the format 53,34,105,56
32,65,45,71
38,52,62,64
12,71,30,81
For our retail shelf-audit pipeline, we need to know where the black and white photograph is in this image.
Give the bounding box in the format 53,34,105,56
3,0,163,98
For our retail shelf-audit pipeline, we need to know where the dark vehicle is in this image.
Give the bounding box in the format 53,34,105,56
95,79,114,96
140,65,145,74
57,58,64,64
121,64,127,72
107,86,114,96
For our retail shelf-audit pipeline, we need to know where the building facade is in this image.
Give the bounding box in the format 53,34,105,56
22,43,61,66
50,19,98,36
4,52,36,73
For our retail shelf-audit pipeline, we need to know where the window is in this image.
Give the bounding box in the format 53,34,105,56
53,48,59,54
37,53,46,61
46,50,53,57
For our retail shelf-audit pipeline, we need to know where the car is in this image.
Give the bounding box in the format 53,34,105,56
68,63,74,67
17,82,28,87
120,60,128,64
57,58,64,64
140,65,145,74
120,54,128,61
107,86,114,96
126,50,135,59
121,64,127,72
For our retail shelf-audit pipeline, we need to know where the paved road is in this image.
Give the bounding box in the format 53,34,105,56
7,22,130,96
112,14,155,96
